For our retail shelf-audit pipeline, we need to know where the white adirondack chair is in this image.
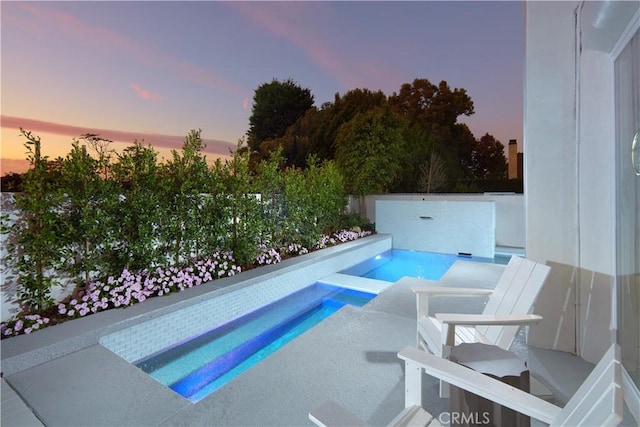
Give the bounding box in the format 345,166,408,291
398,343,624,427
309,399,442,427
401,255,550,398
310,344,623,427
404,255,551,361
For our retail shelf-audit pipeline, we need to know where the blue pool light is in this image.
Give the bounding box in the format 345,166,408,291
136,284,375,401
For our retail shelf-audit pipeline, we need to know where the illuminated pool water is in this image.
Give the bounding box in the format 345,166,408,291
340,249,503,282
135,283,374,401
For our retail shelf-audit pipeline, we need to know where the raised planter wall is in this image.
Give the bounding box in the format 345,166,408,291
0,234,391,376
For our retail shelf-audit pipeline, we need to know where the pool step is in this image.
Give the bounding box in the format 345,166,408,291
319,273,392,295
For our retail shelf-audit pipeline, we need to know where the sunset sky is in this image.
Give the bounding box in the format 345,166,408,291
1,1,524,175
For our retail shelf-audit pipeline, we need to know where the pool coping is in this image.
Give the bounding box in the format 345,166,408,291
0,234,391,376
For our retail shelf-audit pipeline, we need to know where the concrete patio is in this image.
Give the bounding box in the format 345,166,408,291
1,259,635,426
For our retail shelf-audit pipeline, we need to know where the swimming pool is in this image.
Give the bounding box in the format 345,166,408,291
131,246,504,402
135,283,374,401
340,249,501,283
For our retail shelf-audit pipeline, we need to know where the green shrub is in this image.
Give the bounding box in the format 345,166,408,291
3,129,360,312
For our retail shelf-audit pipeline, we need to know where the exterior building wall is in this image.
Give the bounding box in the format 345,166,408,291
525,1,636,367
525,0,580,271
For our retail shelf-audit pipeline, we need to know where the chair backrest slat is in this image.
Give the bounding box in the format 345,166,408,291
478,256,550,347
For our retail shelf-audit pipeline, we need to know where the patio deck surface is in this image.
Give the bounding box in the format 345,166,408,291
2,260,635,426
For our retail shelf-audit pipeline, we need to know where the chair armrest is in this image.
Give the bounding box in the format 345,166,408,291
435,313,543,326
411,286,494,297
397,346,560,425
413,287,494,319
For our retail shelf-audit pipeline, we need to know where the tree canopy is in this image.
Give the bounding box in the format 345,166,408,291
269,88,389,169
389,78,474,129
334,107,407,196
470,133,508,180
247,78,314,165
244,76,512,193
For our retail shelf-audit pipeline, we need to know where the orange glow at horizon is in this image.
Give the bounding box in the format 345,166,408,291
1,118,235,176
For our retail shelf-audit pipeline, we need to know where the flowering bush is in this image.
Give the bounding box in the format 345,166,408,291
334,229,371,243
283,242,309,256
1,230,372,339
255,244,283,265
255,229,372,266
1,313,50,337
314,235,337,249
1,252,240,337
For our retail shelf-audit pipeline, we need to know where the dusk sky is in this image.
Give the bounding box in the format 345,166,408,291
1,1,524,175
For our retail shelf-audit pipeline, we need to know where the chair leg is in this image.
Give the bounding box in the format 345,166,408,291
439,344,452,398
404,359,424,408
439,380,450,398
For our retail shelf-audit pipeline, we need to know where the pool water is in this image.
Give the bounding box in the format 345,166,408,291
136,283,374,401
341,249,499,282
134,249,507,402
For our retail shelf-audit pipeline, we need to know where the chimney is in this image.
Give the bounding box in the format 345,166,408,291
508,139,518,179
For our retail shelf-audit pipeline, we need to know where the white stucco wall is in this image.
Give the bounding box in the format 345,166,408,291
363,193,524,250
525,0,582,356
578,48,615,277
576,47,617,364
375,199,496,258
525,1,580,269
525,1,637,366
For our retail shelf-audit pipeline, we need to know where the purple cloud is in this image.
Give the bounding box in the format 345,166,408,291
131,84,164,101
16,3,250,99
2,115,238,157
230,2,404,91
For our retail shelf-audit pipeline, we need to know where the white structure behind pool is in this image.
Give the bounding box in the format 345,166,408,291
375,200,496,258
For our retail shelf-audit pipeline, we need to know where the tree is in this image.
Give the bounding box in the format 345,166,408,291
447,122,478,187
389,78,474,129
254,148,286,246
304,157,346,234
271,88,388,167
418,150,448,193
392,122,438,192
81,133,114,179
389,78,474,154
389,78,475,191
60,138,115,289
247,78,314,163
470,133,508,180
160,129,213,263
216,141,264,266
269,107,324,169
10,130,65,311
0,172,25,192
334,107,407,213
109,141,163,271
311,88,388,161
